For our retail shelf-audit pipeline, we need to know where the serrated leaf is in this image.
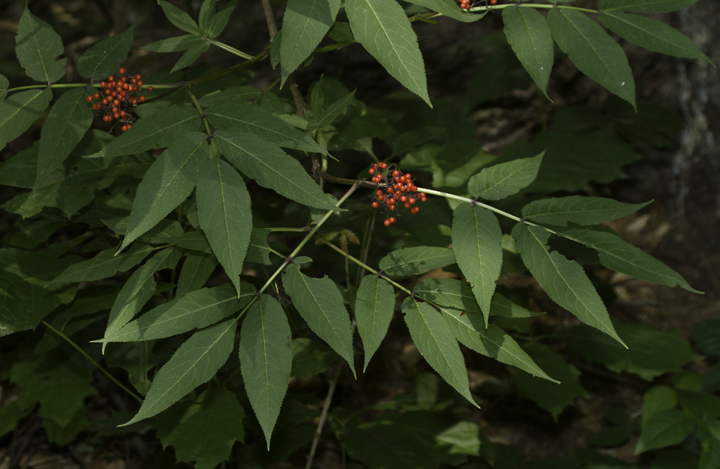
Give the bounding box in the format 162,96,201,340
122,318,237,426
547,8,635,108
214,129,338,211
599,0,698,13
512,223,624,345
15,4,66,83
559,228,701,293
160,1,201,34
240,295,293,449
171,42,211,73
452,204,502,327
51,244,153,284
102,283,254,343
199,0,218,33
282,265,355,375
77,25,136,80
635,409,696,454
599,11,713,65
197,157,252,296
0,89,53,152
86,104,200,158
439,306,556,382
316,90,356,128
206,100,326,153
104,248,181,348
208,0,238,38
177,252,218,297
346,0,431,106
35,89,94,188
468,152,544,201
355,276,395,372
119,133,209,253
142,35,206,53
246,228,273,265
401,297,477,406
280,0,341,85
405,0,486,23
502,7,553,98
378,246,456,277
522,196,650,227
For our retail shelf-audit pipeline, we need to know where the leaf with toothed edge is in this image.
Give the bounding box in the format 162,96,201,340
355,276,395,372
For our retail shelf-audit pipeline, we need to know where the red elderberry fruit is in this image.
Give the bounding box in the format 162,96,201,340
369,168,376,175
139,96,146,103
147,86,153,92
371,201,379,208
86,95,93,102
384,219,391,227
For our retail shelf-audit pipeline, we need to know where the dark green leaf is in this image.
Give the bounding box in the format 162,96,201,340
171,42,211,73
240,295,293,448
468,152,544,201
355,276,395,371
51,244,153,284
641,385,679,427
15,4,66,83
207,0,237,38
77,25,136,80
316,90,356,128
635,409,696,454
503,7,553,98
142,35,206,53
522,196,650,226
246,229,273,265
378,246,456,277
160,1,201,34
0,89,53,152
691,319,720,356
291,338,340,377
406,0,486,23
599,0,698,13
177,252,218,297
199,0,218,33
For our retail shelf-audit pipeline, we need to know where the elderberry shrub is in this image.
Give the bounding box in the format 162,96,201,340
85,67,153,132
368,162,427,226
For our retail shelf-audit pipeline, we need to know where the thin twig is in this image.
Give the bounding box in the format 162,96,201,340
261,0,278,40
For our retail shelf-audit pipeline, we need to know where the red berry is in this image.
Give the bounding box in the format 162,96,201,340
147,86,153,92
112,99,120,106
101,98,109,104
387,188,394,193
389,205,396,211
86,95,93,102
412,207,419,214
404,173,412,179
387,198,396,205
409,198,416,204
126,124,132,130
376,190,383,196
139,96,146,103
400,196,408,202
369,168,376,175
130,98,138,104
384,219,391,227
377,195,385,202
421,197,427,202
371,202,379,208
378,162,387,169
108,75,115,81
100,81,106,87
392,170,400,177
404,202,411,209
418,192,426,198
93,93,101,99
120,110,127,117
119,67,126,74
389,217,396,224
92,104,98,110
491,0,497,4
136,74,142,80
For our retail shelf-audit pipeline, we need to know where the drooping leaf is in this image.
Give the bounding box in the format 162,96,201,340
206,100,327,153
239,295,293,449
159,0,201,34
101,283,254,343
600,11,713,65
51,244,153,284
502,7,553,98
0,89,53,152
142,35,207,53
599,0,698,13
452,204,503,327
214,129,338,211
559,228,701,293
35,89,94,188
512,223,624,345
77,25,136,80
635,409,696,454
547,8,636,108
177,252,218,297
119,133,209,253
282,265,355,375
346,0,431,106
405,0,486,23
378,246,456,277
468,152,544,201
521,196,650,227
15,4,66,83
86,104,200,158
280,0,341,84
355,276,395,371
156,388,245,469
401,297,477,407
122,318,237,426
171,42,211,73
197,157,252,297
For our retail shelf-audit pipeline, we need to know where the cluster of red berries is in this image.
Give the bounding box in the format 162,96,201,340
86,67,154,132
368,162,427,227
457,0,496,10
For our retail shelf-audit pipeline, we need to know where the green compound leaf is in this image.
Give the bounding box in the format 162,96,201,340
206,100,327,154
159,0,201,35
355,276,395,372
547,8,635,108
15,4,66,83
171,42,211,73
86,104,200,158
521,196,650,227
452,204,503,327
282,265,355,376
405,0,486,23
502,7,553,99
122,318,237,426
401,297,477,407
142,35,206,53
199,0,217,32
0,89,53,152
197,157,252,297
635,409,696,455
346,0,431,106
468,151,544,201
512,223,624,346
51,244,153,284
119,133,209,253
439,305,556,382
214,129,338,211
101,283,255,343
77,24,136,80
280,0,341,85
239,295,293,449
176,252,218,297
35,89,94,189
156,388,244,469
378,246,456,277
558,228,701,293
207,0,237,38
599,11,713,65
103,248,181,347
599,0,698,13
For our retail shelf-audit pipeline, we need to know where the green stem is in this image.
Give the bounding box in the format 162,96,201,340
42,321,143,403
269,227,309,232
409,2,597,22
206,38,254,60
